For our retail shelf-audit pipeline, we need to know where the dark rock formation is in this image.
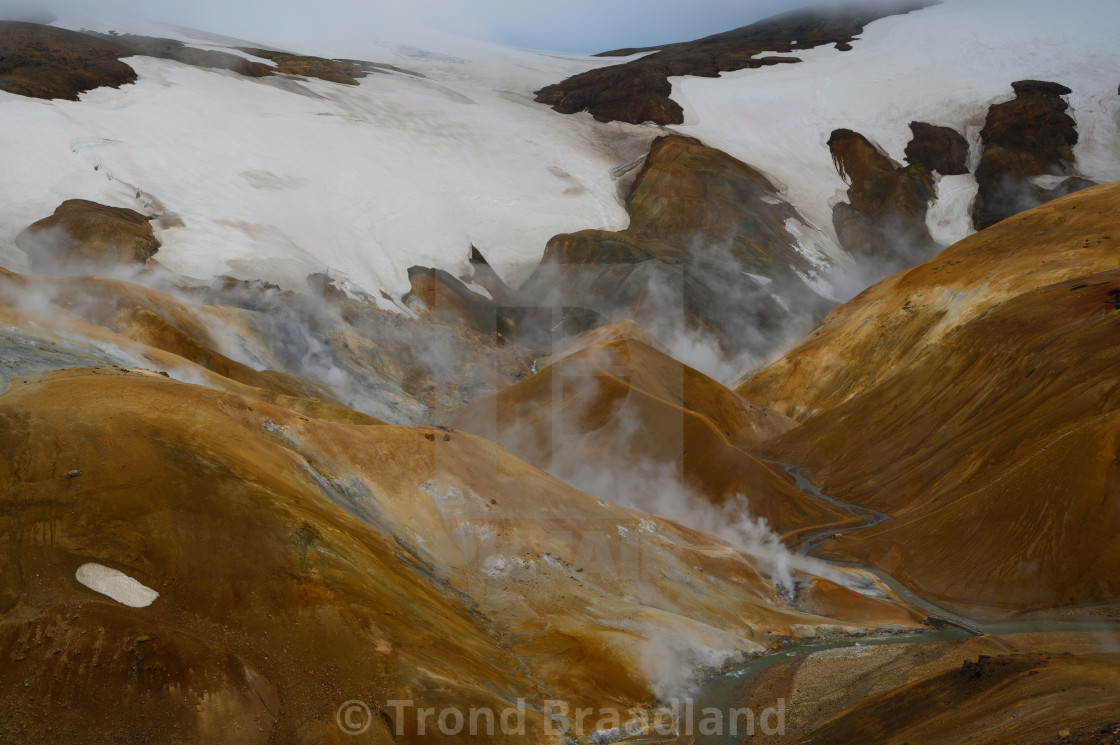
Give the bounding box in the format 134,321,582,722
828,128,937,264
517,134,835,358
973,80,1095,229
402,259,603,351
92,33,275,78
960,655,991,680
402,266,501,334
0,21,137,100
905,121,970,175
16,200,160,272
533,1,938,125
408,135,838,359
464,246,517,307
0,21,381,101
88,35,381,86
237,48,379,85
1047,723,1120,745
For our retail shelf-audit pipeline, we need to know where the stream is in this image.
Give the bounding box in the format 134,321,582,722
689,462,1120,745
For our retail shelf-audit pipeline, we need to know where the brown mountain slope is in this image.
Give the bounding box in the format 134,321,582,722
451,336,856,542
744,182,1120,617
738,181,1120,420
729,632,1120,745
804,651,1120,745
0,367,921,743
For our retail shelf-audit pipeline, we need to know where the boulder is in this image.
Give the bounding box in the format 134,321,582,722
16,199,159,272
904,121,970,175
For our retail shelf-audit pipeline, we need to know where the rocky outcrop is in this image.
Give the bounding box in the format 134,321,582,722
414,134,836,360
518,134,835,359
1047,723,1120,745
533,1,937,125
464,245,517,307
828,128,937,264
237,47,378,85
0,21,137,100
0,22,381,101
402,265,502,334
93,32,275,78
973,80,1094,229
904,121,970,175
16,200,159,272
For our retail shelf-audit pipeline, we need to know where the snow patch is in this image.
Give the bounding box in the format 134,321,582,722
480,554,536,578
926,174,979,246
1029,174,1071,189
75,563,159,607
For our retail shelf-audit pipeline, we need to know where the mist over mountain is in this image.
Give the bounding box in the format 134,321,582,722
2,1,1120,742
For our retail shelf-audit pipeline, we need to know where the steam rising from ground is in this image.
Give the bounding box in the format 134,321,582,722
524,238,825,386
542,375,851,597
624,242,821,384
2,245,527,423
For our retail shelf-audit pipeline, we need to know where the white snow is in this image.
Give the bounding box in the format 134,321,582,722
926,174,979,247
75,562,159,607
1029,174,1071,189
669,0,1120,258
0,22,653,305
3,3,1117,305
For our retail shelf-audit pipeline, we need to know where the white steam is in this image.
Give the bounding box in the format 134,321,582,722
544,385,849,597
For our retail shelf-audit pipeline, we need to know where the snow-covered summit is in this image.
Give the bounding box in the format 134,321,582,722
2,0,1118,308
0,17,653,306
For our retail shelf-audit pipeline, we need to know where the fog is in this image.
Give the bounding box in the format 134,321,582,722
3,0,897,53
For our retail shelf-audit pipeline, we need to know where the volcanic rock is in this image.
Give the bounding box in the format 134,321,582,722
519,134,835,359
465,245,517,307
0,364,920,743
0,21,136,100
402,265,500,334
828,128,938,264
0,21,382,103
972,79,1093,229
905,121,970,175
16,200,159,272
533,1,938,125
452,335,857,541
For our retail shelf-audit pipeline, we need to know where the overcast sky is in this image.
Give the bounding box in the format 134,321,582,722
3,0,820,53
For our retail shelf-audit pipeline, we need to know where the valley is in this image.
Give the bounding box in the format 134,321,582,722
1,1,1119,742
